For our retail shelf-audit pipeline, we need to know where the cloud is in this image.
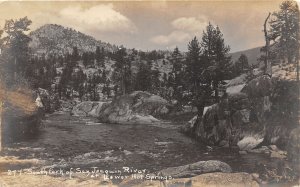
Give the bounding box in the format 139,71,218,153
31,4,137,34
171,16,208,32
151,30,190,45
59,4,137,33
150,16,208,46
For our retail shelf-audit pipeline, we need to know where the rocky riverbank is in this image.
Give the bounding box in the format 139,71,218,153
71,91,169,125
1,87,44,144
182,65,299,151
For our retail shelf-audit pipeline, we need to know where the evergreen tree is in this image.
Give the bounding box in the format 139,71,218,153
59,54,76,99
82,52,89,67
112,47,132,95
169,47,185,105
235,54,249,75
1,17,32,85
269,0,299,64
135,62,152,91
73,68,86,100
72,46,80,62
95,46,105,68
101,71,111,98
150,61,161,94
186,37,202,89
201,23,231,102
89,74,101,101
82,51,94,68
185,37,212,114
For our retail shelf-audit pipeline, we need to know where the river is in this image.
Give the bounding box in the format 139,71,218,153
3,111,282,176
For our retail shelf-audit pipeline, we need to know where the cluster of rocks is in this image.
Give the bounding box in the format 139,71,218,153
120,160,259,187
71,101,111,117
239,144,287,159
182,65,299,166
71,91,169,125
183,75,273,149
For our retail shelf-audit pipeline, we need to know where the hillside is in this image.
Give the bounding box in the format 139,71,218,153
28,23,264,87
230,47,262,66
29,24,117,56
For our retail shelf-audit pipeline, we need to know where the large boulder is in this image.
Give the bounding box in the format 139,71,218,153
241,75,272,98
183,65,298,151
237,136,264,151
183,75,274,149
71,101,110,117
121,172,259,187
186,96,266,148
71,101,96,116
227,92,250,111
158,160,232,178
98,91,169,124
2,87,43,144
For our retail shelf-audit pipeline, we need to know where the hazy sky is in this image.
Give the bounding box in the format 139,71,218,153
0,0,288,52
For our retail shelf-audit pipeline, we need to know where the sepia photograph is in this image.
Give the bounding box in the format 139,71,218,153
0,0,299,186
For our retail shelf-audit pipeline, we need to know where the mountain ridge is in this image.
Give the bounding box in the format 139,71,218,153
29,23,262,68
230,46,262,66
29,24,117,56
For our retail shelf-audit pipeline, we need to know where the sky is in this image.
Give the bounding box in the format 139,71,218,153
0,0,290,52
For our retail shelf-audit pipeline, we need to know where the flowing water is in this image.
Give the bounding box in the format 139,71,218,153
3,112,282,175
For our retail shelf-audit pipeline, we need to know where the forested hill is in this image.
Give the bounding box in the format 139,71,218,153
29,24,117,56
29,23,262,68
230,47,262,66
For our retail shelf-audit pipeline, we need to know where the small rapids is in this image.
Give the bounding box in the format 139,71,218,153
2,112,280,174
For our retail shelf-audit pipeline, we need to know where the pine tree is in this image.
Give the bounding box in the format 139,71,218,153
169,47,185,106
201,23,231,102
269,0,299,64
135,62,152,91
186,37,202,89
72,47,80,62
150,61,161,94
95,46,105,68
82,52,89,67
1,17,32,85
185,37,212,114
235,54,249,75
101,70,111,98
76,69,86,101
112,47,132,95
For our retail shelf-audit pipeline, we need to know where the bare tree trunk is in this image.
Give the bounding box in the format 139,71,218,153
297,11,300,82
14,58,17,81
0,82,4,152
264,13,272,76
0,101,2,152
214,84,219,103
297,46,299,82
122,67,126,95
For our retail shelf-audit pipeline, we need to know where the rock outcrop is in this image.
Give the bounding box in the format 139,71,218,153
183,65,299,151
121,172,259,187
263,79,298,148
71,101,110,117
182,75,271,149
157,160,232,178
98,91,169,124
2,87,43,143
70,91,169,125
